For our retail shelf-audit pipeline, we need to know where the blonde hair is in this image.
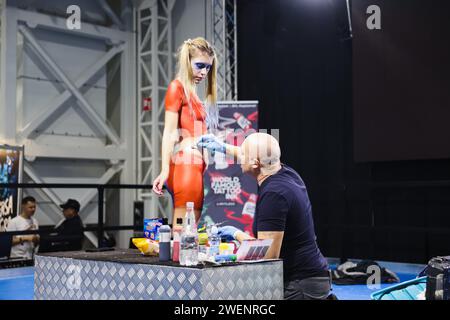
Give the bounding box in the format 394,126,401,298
176,37,218,129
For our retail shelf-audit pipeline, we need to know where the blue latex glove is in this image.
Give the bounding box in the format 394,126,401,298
217,225,241,242
196,134,226,154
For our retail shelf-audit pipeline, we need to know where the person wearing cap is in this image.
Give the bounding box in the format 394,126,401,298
39,199,84,252
55,199,84,245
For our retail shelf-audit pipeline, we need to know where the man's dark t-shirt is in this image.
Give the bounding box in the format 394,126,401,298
39,215,84,253
253,164,329,282
54,215,83,251
56,215,83,237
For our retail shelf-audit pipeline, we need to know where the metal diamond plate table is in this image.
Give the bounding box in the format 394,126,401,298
34,249,283,300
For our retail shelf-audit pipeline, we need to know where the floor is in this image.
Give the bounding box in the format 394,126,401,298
0,259,426,300
0,267,35,300
328,259,426,300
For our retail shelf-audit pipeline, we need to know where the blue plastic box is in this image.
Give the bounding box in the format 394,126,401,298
371,276,427,300
143,218,163,240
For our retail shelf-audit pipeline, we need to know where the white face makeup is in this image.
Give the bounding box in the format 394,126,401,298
191,52,214,84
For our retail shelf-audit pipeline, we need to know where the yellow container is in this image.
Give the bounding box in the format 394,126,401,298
132,238,159,256
219,243,234,255
198,233,208,245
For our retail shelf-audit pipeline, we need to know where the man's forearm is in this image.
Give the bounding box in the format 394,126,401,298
235,230,254,243
12,236,31,245
32,235,40,245
225,144,241,160
12,236,22,245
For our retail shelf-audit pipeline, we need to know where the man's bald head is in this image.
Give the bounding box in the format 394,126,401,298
241,133,281,175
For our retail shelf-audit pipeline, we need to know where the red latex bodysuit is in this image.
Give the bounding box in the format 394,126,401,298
164,79,207,210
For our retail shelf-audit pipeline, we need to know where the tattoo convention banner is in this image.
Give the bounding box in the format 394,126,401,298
201,101,259,237
0,145,23,232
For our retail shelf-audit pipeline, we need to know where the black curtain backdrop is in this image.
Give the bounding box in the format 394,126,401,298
352,0,450,162
237,0,450,264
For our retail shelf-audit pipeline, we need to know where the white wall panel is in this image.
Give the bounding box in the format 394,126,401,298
1,0,136,248
173,0,209,98
19,29,107,144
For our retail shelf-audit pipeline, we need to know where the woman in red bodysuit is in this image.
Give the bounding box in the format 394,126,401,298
152,37,218,224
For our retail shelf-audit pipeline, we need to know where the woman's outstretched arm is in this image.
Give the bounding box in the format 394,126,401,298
152,111,179,195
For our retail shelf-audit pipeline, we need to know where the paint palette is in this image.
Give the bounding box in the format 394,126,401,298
235,239,273,261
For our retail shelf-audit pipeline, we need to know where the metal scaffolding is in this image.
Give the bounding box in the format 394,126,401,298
135,0,238,220
0,0,239,243
212,0,238,101
136,0,175,218
0,0,136,248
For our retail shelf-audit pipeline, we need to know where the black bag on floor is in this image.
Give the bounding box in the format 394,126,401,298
425,256,450,300
332,260,399,285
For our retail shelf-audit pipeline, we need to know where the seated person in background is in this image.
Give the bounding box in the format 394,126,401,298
198,132,331,300
6,196,40,259
40,199,84,252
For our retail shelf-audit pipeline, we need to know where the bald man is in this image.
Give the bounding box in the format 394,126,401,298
197,133,331,300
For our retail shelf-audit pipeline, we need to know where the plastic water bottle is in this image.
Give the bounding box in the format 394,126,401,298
180,202,199,266
208,225,220,258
